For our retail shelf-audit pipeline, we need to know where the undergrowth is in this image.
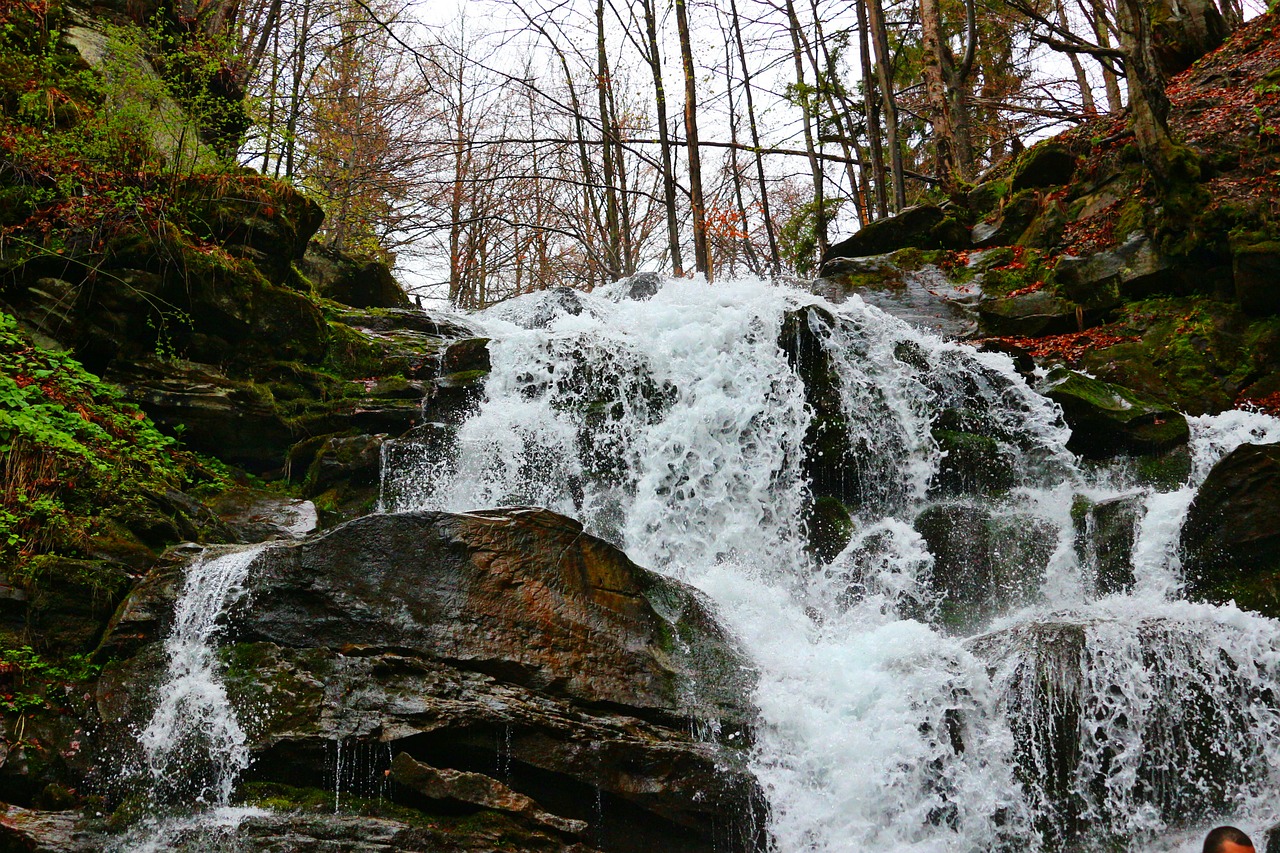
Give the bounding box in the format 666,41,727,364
0,310,223,574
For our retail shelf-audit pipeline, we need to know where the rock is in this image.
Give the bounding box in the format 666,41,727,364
1011,143,1077,191
1072,493,1143,595
226,803,601,852
968,615,1269,847
1231,239,1280,316
298,244,411,309
618,271,662,301
820,205,946,262
208,488,319,543
971,191,1040,248
235,509,753,724
913,503,1052,629
1038,367,1189,458
930,429,1015,496
0,804,99,853
426,337,490,424
973,339,1035,377
977,290,1080,337
1150,0,1228,76
779,306,864,519
1054,233,1180,305
100,510,765,853
803,496,854,563
20,557,131,656
1181,443,1280,615
106,359,295,472
295,433,385,523
390,753,587,837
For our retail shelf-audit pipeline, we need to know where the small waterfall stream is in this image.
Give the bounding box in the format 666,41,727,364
119,545,269,851
382,277,1280,851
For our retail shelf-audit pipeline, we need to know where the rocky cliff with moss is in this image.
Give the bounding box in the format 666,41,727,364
4,1,1280,851
0,2,766,849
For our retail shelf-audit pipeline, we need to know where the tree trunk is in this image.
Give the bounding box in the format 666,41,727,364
857,0,888,219
641,0,684,276
675,0,711,279
730,0,780,273
785,0,828,263
866,0,906,210
1116,0,1179,188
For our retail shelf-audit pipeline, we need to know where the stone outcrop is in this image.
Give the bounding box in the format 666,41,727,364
1037,368,1189,458
1181,442,1280,615
96,508,765,853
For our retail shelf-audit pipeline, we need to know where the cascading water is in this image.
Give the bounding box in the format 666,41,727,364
117,544,268,851
382,277,1280,851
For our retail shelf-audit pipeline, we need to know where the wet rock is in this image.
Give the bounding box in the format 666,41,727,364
235,508,753,724
779,306,864,521
208,488,319,543
968,616,1271,848
1181,442,1280,615
1231,239,1280,316
229,804,600,852
1038,367,1189,458
821,205,946,262
298,244,410,309
390,753,587,837
1072,493,1143,595
619,271,662,301
930,429,1016,496
803,496,855,563
100,510,764,853
913,503,1051,629
0,804,99,852
1011,143,1077,191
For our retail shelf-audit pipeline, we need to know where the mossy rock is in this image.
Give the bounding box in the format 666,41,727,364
1011,142,1078,192
16,556,131,656
1038,367,1189,458
967,179,1010,219
1231,238,1280,316
977,290,1080,337
930,429,1015,496
1181,443,1280,616
821,205,947,262
972,190,1040,248
1080,297,1280,415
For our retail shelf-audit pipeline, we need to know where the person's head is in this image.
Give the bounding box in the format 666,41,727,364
1203,826,1255,853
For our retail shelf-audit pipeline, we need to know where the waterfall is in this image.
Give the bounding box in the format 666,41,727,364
118,545,268,851
382,277,1280,851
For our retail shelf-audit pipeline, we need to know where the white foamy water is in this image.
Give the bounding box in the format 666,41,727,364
119,545,266,850
384,277,1280,851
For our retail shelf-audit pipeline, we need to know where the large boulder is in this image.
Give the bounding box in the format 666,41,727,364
1054,233,1180,305
1181,442,1280,615
913,503,1053,629
1037,368,1189,458
821,205,966,263
98,508,764,853
1011,143,1078,192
